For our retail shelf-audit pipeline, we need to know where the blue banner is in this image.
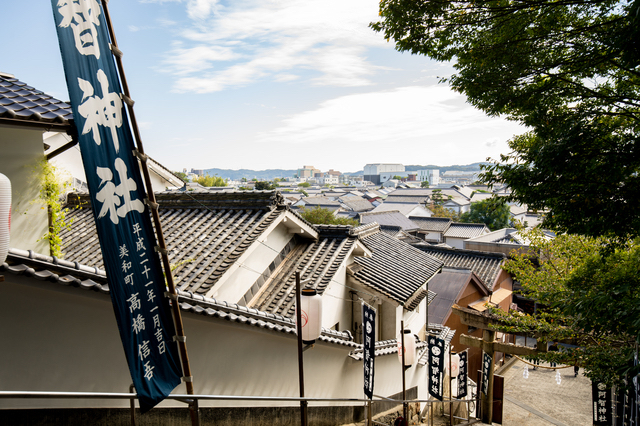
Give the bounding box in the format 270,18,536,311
481,352,492,396
362,303,375,400
51,0,182,412
457,351,468,398
593,382,612,425
428,336,444,401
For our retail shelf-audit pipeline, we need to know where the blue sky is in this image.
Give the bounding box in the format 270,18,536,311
2,0,525,174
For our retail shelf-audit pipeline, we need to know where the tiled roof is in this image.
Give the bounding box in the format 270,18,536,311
349,337,428,361
61,191,291,296
412,245,506,290
417,325,456,366
340,197,374,212
388,189,432,197
249,226,358,317
427,268,489,325
379,225,403,237
384,195,429,204
409,216,452,232
371,202,432,217
443,223,488,239
0,74,73,130
358,210,419,231
443,197,471,207
300,196,341,207
0,248,355,347
349,224,443,305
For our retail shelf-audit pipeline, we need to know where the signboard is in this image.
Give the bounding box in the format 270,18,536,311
593,382,612,425
362,303,375,400
457,350,468,398
428,336,445,401
481,352,492,396
51,0,182,411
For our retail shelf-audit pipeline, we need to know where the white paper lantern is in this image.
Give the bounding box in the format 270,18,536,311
450,352,460,377
299,288,322,344
397,330,416,366
0,173,10,265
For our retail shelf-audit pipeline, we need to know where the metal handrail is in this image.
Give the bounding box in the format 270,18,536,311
0,390,476,404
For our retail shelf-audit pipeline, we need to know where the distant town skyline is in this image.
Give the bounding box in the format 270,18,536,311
3,1,525,173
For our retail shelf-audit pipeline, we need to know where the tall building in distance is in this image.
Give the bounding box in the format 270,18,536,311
363,163,405,185
297,165,320,179
418,169,440,186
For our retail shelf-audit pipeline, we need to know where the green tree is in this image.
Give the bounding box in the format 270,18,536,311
392,175,403,180
460,197,511,231
298,206,359,227
371,0,640,238
254,181,278,190
429,204,460,221
371,0,640,386
430,189,450,206
173,171,189,182
489,229,640,387
194,174,227,187
298,182,311,188
420,180,429,188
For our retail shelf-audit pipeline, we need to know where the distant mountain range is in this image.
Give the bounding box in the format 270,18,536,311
200,162,487,181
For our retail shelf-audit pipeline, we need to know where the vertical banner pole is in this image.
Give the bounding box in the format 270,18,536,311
401,320,407,423
295,272,308,426
97,2,197,424
449,346,453,426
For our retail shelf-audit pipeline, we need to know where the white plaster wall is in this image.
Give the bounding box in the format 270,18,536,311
445,237,465,250
0,127,49,253
210,221,292,303
0,276,430,409
321,264,352,333
422,231,442,242
45,132,180,193
409,206,431,218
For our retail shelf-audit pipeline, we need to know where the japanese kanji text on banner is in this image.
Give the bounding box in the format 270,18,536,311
50,0,182,412
428,336,445,401
362,302,375,400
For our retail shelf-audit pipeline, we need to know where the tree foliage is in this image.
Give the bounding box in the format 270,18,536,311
35,159,72,258
489,229,640,386
255,181,278,190
298,182,311,188
460,197,511,231
173,171,189,182
298,206,359,227
193,174,227,187
429,203,460,221
371,0,640,384
371,0,640,238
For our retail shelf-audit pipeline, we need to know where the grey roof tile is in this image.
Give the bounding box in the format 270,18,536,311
250,225,357,317
443,223,489,239
358,210,419,231
349,224,442,305
61,191,287,295
409,216,452,232
0,75,73,128
412,245,506,290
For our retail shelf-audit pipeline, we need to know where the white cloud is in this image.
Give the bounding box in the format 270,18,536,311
162,0,386,92
255,86,526,166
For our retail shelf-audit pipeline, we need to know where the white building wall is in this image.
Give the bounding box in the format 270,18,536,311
444,237,466,250
1,276,430,409
0,127,49,254
322,263,352,333
209,222,292,303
